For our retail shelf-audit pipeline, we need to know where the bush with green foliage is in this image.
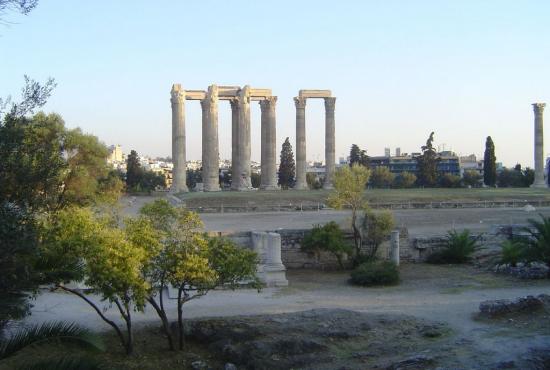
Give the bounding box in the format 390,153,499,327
500,240,524,266
393,171,417,188
521,215,550,264
427,230,480,264
350,261,399,286
438,173,462,188
369,167,395,188
301,222,352,269
360,210,395,260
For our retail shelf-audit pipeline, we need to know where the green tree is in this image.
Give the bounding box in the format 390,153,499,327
463,170,482,187
251,172,261,188
306,172,322,190
187,168,202,190
301,222,352,269
328,164,370,265
349,144,369,167
483,136,497,186
394,171,417,188
41,207,155,355
416,132,439,187
125,150,142,190
278,137,295,189
360,210,395,259
439,173,462,188
138,199,259,351
370,167,395,188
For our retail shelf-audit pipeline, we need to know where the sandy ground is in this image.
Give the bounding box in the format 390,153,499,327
120,195,550,236
26,265,550,368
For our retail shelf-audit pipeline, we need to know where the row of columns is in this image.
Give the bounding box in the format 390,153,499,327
294,96,336,190
171,84,278,192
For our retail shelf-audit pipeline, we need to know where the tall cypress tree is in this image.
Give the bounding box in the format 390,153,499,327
416,132,438,187
483,136,497,186
126,150,142,189
349,144,369,167
278,137,295,189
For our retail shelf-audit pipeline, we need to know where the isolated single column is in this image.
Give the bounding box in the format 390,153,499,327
201,85,220,192
170,84,188,193
324,97,336,189
294,97,307,190
260,96,279,190
532,103,547,188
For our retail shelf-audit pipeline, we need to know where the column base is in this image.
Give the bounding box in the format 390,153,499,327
530,182,548,189
294,183,307,190
323,183,334,190
170,185,188,193
203,185,221,192
260,184,280,191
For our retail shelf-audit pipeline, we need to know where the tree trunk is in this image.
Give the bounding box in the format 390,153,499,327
148,296,175,351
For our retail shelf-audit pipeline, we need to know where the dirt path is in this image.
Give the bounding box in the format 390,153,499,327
27,265,550,368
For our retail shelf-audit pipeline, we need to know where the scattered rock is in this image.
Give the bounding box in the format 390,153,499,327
191,360,209,370
494,262,549,279
387,354,434,369
479,295,545,317
223,363,237,370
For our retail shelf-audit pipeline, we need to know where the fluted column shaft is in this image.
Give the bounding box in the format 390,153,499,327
201,85,220,192
294,97,307,190
324,97,336,189
260,97,278,190
236,86,252,190
170,84,188,193
230,98,240,190
532,103,547,188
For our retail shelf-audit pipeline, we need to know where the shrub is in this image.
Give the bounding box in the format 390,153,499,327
500,240,524,266
301,222,352,269
360,210,395,260
515,214,550,264
427,230,480,264
393,171,417,188
350,261,399,286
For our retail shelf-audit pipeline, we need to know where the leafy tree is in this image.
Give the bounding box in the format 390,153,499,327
301,222,352,269
416,132,439,187
40,207,155,355
0,321,105,370
0,203,38,330
187,168,203,190
0,75,56,119
463,170,482,188
328,164,370,265
349,144,369,167
138,199,259,351
483,136,497,186
306,172,322,190
370,167,395,188
497,165,533,187
438,173,462,188
393,171,417,188
522,167,535,187
278,137,295,189
360,210,395,260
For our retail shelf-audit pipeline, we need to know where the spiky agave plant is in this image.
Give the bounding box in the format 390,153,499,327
0,321,105,370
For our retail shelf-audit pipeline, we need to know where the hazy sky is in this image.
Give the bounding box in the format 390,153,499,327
1,1,549,167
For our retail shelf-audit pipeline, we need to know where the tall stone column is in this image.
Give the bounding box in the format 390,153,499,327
201,85,220,192
324,97,336,189
532,103,547,188
230,98,240,191
260,96,278,190
236,85,252,190
294,97,307,190
170,84,188,193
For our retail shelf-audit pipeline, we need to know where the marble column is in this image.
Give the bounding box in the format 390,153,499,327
236,85,252,190
201,85,220,192
230,98,240,191
294,97,307,190
260,96,278,190
170,84,188,193
324,97,336,189
532,103,547,188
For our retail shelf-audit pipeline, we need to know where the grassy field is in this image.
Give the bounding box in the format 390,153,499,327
176,188,550,208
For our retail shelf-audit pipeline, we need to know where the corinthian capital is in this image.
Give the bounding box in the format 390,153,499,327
170,84,185,105
294,97,306,109
324,97,336,111
260,96,277,111
533,103,546,114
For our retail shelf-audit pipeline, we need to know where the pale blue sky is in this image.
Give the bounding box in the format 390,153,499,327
1,1,549,167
